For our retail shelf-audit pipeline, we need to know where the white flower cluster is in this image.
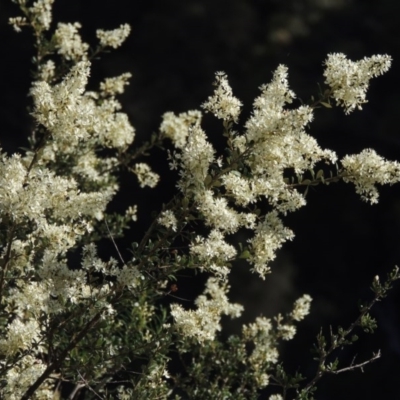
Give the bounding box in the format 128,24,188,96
242,65,337,212
242,317,278,388
126,204,138,221
31,61,91,145
247,211,294,277
170,56,389,280
239,294,312,389
9,0,54,33
277,323,297,340
202,71,243,122
341,149,400,203
0,242,140,369
324,53,392,114
190,229,237,278
171,277,243,343
291,294,312,321
176,124,216,194
0,153,111,227
160,110,202,149
132,162,160,188
0,319,40,357
0,3,151,396
28,0,54,31
4,1,398,396
100,72,132,96
195,189,256,233
158,210,178,231
8,16,27,32
38,59,55,81
31,61,135,154
96,24,131,49
54,22,89,61
269,395,283,400
2,355,50,400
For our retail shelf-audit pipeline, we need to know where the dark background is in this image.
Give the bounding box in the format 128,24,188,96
1,0,400,398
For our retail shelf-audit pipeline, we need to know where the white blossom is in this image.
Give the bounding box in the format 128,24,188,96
160,110,202,149
202,71,242,122
243,317,279,366
190,229,237,278
1,356,50,400
8,16,27,32
1,8,397,394
247,211,294,278
278,324,297,340
126,205,138,221
54,22,89,61
324,53,392,114
0,153,111,226
100,73,132,96
30,60,92,146
158,210,178,231
171,277,243,343
176,125,215,194
133,163,160,188
30,0,54,32
96,24,131,48
38,59,55,82
101,111,136,148
0,319,40,357
341,149,400,204
195,189,241,233
114,265,140,290
241,65,337,215
291,294,312,321
221,172,257,206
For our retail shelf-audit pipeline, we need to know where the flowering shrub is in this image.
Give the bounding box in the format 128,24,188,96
2,0,399,399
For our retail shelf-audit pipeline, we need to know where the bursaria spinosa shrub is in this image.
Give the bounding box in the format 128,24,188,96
2,0,399,399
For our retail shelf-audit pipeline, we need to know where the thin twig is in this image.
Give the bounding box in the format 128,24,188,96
328,351,381,375
67,382,85,400
75,370,105,400
104,218,125,265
